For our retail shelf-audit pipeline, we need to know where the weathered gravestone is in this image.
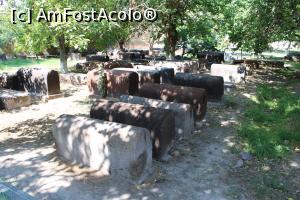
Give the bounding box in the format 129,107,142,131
90,100,175,160
120,95,194,138
111,68,160,87
0,89,31,110
16,68,61,96
106,70,139,97
52,114,152,182
173,73,224,100
211,64,246,84
0,72,19,90
151,60,199,73
134,65,175,84
138,83,207,120
86,54,109,62
87,69,108,96
59,73,87,86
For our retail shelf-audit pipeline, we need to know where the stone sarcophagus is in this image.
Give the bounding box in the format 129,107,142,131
138,83,207,120
211,64,246,84
120,95,194,138
173,73,224,100
134,65,175,84
106,70,139,97
151,60,199,74
52,114,152,182
90,100,175,160
86,54,109,62
16,68,60,95
0,72,19,90
111,68,160,87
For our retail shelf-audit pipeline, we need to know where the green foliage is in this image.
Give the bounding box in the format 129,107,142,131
238,85,300,158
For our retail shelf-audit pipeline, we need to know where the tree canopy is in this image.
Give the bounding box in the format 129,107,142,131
0,0,299,71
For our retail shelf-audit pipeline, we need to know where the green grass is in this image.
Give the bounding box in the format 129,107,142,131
0,58,61,72
0,194,10,200
238,84,300,158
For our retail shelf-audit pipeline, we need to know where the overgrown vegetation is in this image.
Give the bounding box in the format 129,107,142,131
238,84,300,158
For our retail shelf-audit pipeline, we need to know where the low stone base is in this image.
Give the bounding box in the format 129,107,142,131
0,89,31,110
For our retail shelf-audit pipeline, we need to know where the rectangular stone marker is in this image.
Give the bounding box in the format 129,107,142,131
52,114,152,182
86,54,109,62
17,68,61,95
138,83,207,120
173,73,224,100
151,60,199,73
90,100,175,160
211,64,246,84
134,65,175,84
0,89,31,110
0,72,19,90
119,95,194,138
112,68,160,87
106,70,139,97
60,73,87,86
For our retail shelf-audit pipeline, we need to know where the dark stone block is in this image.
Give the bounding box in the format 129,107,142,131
120,52,145,60
0,73,19,90
111,68,160,87
259,60,284,68
160,68,174,84
86,54,109,62
139,83,207,120
106,70,139,97
16,68,60,95
173,73,224,100
90,100,175,160
197,52,224,63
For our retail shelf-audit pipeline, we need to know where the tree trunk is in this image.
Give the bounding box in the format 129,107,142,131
58,35,68,74
166,23,178,60
119,40,125,52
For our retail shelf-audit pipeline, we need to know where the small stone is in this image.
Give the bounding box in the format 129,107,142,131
234,159,244,168
172,151,180,157
240,152,252,161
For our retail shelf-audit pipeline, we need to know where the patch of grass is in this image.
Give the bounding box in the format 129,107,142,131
238,84,300,158
0,58,60,72
0,194,10,200
224,95,238,108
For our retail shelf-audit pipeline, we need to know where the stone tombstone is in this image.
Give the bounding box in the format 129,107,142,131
52,114,152,183
106,70,139,97
16,68,61,95
120,95,194,138
90,99,175,160
173,73,224,100
138,83,208,120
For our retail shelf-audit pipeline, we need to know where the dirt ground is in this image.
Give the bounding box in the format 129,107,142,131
0,70,299,200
